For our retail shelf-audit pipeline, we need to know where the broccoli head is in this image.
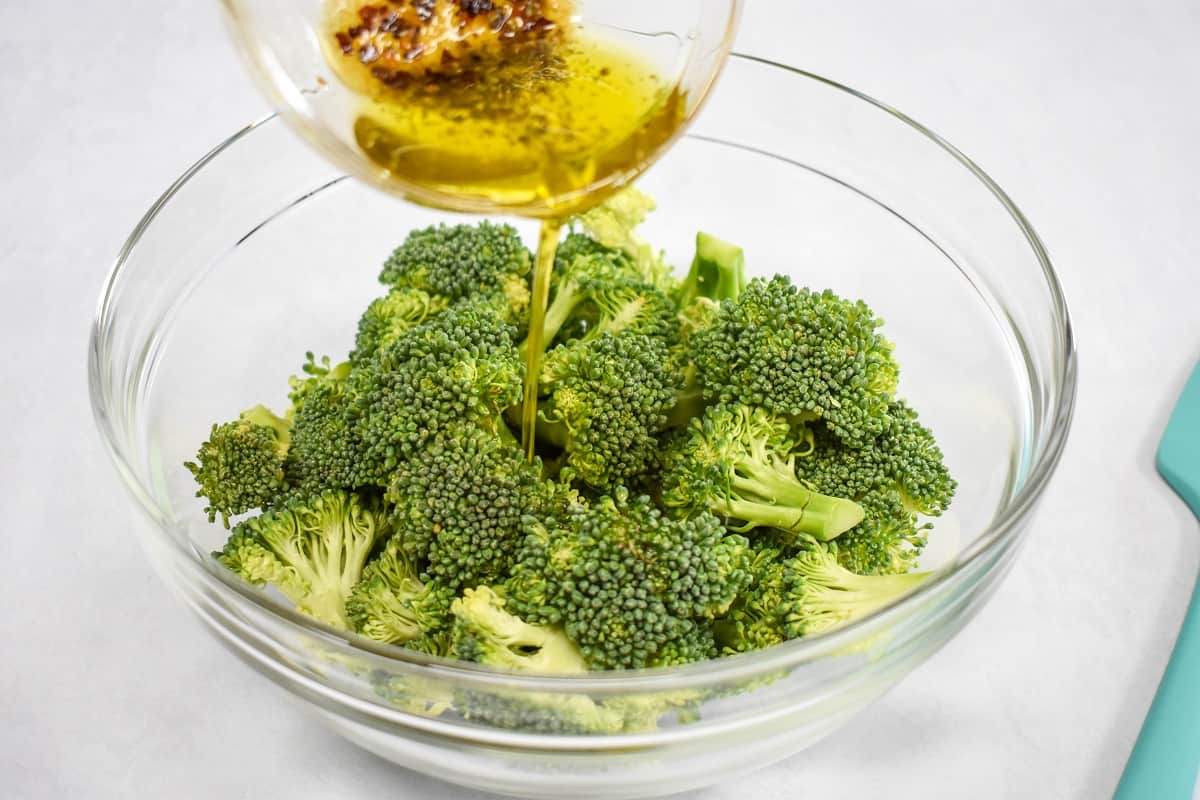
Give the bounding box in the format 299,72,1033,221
185,404,291,526
378,220,532,304
661,404,865,541
386,424,543,591
350,287,449,364
692,275,900,447
569,186,675,293
535,332,679,490
351,302,523,477
283,354,367,496
451,586,589,673
797,401,956,575
780,545,931,637
346,531,454,649
215,490,386,628
507,489,750,670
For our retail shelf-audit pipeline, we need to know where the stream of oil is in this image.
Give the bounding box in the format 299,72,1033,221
324,4,687,457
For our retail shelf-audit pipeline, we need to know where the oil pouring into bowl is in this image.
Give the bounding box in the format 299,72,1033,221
90,6,1076,797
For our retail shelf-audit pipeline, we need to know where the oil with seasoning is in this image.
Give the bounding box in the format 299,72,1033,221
324,1,688,457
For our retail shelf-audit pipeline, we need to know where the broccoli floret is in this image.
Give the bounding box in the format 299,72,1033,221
378,221,532,303
797,401,956,574
662,404,864,541
692,276,900,447
781,545,931,637
386,425,543,591
712,545,791,654
507,489,750,670
346,532,454,648
534,250,679,351
283,354,366,495
569,186,675,293
535,332,679,490
185,404,292,526
451,586,589,673
215,490,386,628
350,287,449,364
351,302,523,477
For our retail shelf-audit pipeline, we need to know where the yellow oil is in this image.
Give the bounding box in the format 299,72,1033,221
323,5,687,457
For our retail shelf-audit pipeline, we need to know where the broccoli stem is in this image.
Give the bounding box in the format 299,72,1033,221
725,460,864,540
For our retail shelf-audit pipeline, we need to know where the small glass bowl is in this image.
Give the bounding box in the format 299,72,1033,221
88,54,1075,799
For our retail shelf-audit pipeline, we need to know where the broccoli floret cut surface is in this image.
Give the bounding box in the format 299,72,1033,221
216,490,387,628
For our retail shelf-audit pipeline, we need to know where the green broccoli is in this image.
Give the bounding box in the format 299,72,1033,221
507,489,749,670
350,287,449,364
661,404,864,541
215,490,386,628
184,404,291,526
378,220,532,307
781,544,932,637
283,354,365,495
350,302,523,478
534,332,679,490
797,401,956,575
386,424,543,591
692,275,900,447
569,186,675,293
451,586,589,673
674,231,747,308
346,531,454,649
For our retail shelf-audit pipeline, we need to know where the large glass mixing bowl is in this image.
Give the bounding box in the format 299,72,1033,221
88,55,1076,799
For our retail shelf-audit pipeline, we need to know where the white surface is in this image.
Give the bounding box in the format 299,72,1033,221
2,2,1198,798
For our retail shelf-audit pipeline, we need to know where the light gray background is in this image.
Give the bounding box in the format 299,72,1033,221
3,1,1198,798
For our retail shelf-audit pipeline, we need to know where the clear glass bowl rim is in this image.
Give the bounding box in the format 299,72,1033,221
88,52,1077,692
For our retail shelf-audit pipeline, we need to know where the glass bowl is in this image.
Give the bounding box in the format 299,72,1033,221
88,54,1076,799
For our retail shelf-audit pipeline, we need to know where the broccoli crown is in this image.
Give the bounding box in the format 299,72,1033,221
537,332,679,490
797,402,956,574
569,187,676,293
712,545,790,654
215,490,386,628
386,425,543,591
692,275,900,447
451,586,589,673
539,250,679,348
346,531,455,648
780,545,930,637
351,302,523,476
283,354,366,495
507,489,751,670
378,221,532,302
350,287,449,364
661,404,865,541
184,404,291,526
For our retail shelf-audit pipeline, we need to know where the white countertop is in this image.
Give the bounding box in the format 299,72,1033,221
4,2,1198,798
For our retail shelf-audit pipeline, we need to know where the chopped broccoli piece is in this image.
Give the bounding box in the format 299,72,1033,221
507,489,750,670
797,401,956,574
662,404,864,541
781,545,931,637
386,425,543,591
185,404,292,526
675,231,747,308
350,287,449,364
282,354,365,496
379,221,532,302
535,332,679,490
569,186,675,292
215,490,386,628
350,302,523,477
451,586,589,673
346,531,454,648
692,275,900,447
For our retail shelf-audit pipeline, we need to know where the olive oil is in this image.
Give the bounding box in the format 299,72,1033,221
324,2,688,457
